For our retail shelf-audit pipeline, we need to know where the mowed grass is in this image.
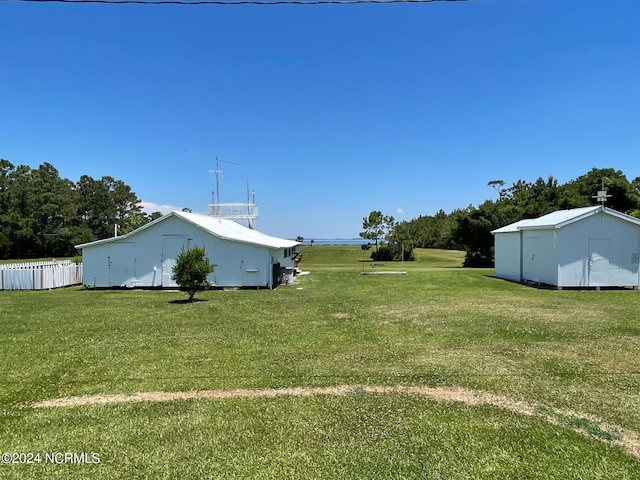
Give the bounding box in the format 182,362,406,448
1,246,639,478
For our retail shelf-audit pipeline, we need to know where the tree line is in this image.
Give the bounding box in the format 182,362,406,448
362,167,640,266
2,161,638,264
0,160,161,259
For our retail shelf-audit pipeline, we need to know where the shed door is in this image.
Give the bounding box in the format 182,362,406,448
588,238,611,287
108,243,136,287
162,235,189,287
523,236,540,283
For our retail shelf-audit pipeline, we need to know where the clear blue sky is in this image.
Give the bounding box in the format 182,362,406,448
2,0,639,239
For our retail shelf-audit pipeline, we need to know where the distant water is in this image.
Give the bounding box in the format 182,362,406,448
297,238,369,246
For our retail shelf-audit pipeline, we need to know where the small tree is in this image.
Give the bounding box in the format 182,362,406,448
171,246,215,302
360,210,395,252
487,179,507,200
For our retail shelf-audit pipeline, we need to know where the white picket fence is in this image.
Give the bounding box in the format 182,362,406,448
0,260,83,290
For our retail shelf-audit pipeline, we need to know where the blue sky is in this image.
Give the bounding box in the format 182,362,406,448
2,0,639,239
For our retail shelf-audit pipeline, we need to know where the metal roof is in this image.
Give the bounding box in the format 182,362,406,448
174,211,299,248
76,210,299,249
492,206,640,234
491,219,534,234
518,206,602,230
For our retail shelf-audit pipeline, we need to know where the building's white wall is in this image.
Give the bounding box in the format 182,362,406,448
557,213,640,287
494,210,640,288
494,232,522,281
555,223,589,288
522,230,559,286
81,215,288,288
82,243,109,287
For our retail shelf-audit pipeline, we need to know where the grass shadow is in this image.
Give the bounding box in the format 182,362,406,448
168,298,209,304
482,275,559,290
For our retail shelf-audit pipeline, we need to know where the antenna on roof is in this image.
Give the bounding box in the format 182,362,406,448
210,156,240,205
184,149,258,228
246,179,255,229
184,150,239,204
592,177,612,206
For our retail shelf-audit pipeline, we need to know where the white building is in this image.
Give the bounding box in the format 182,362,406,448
492,206,640,289
77,210,299,289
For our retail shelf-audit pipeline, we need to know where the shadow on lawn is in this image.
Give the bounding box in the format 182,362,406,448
168,298,209,304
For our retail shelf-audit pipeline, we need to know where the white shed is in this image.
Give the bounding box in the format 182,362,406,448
77,210,300,289
492,206,640,289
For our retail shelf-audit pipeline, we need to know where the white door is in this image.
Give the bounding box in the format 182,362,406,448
107,243,136,287
523,236,540,283
162,235,189,287
588,238,611,287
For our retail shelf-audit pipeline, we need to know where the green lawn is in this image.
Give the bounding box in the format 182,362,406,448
1,246,639,478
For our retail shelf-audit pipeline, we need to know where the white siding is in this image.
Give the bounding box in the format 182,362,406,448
82,243,110,287
494,208,640,288
80,214,296,289
494,232,522,281
522,232,556,284
557,213,640,287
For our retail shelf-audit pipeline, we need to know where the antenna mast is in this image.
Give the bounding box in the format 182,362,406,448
184,150,240,204
592,177,612,206
210,156,240,205
245,179,256,229
185,149,258,227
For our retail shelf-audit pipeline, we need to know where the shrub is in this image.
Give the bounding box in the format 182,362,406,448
171,246,215,302
462,250,494,267
370,244,414,262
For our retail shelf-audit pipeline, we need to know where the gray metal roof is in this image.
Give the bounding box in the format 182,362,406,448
175,210,299,248
492,206,640,234
77,210,299,249
518,206,602,230
491,219,534,234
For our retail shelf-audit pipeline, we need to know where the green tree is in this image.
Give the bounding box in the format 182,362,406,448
559,168,640,213
77,175,143,241
631,177,640,218
0,160,144,258
118,211,152,235
487,179,507,200
399,209,462,250
31,163,79,256
360,210,395,251
384,221,415,261
452,202,497,267
0,232,11,259
171,246,215,302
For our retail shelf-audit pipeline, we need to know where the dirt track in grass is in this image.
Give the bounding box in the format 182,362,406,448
33,384,640,458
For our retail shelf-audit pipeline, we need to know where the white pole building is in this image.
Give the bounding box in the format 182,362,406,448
77,210,299,289
492,206,640,289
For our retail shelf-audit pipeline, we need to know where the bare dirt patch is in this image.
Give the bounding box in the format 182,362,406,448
33,384,640,458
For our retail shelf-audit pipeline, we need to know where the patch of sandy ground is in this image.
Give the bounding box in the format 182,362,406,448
33,384,640,458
